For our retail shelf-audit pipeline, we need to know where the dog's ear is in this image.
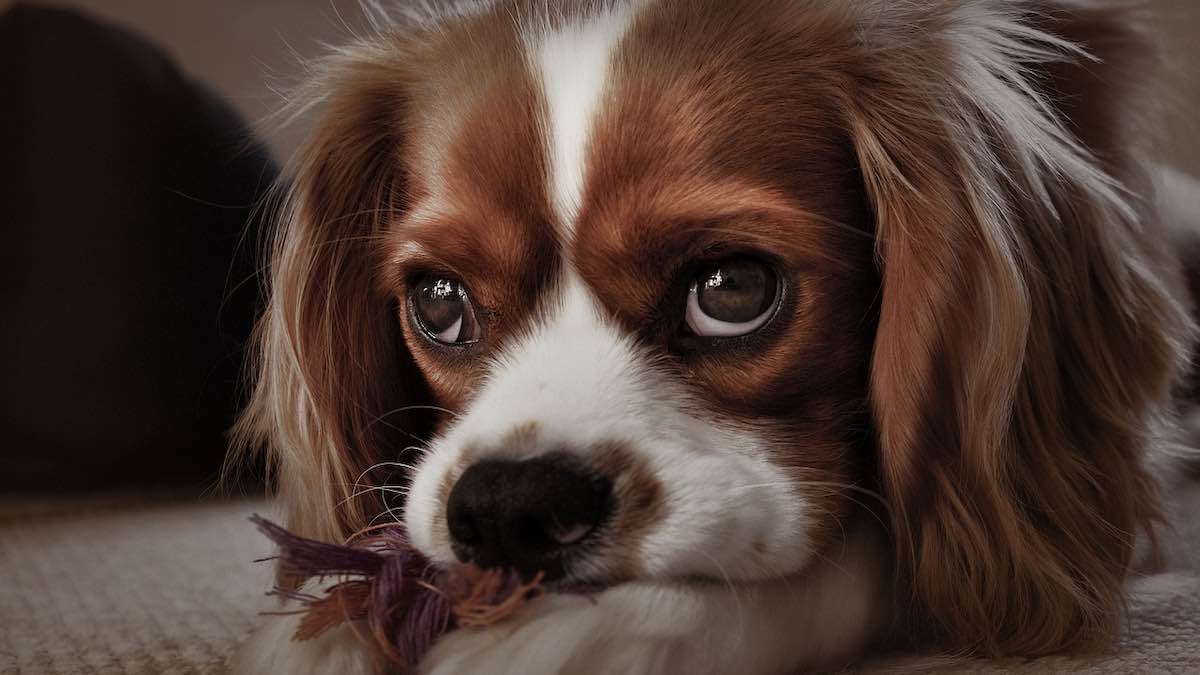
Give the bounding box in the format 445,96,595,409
233,47,433,543
848,3,1189,655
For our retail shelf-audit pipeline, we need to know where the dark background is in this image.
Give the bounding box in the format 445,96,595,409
12,0,1199,173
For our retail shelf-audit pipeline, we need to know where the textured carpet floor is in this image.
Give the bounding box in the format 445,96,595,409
0,482,1196,674
0,495,278,675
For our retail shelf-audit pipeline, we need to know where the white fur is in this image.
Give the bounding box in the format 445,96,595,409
533,1,641,239
418,524,884,675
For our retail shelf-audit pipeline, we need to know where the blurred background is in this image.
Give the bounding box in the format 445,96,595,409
14,0,373,159
7,0,1200,167
0,0,380,497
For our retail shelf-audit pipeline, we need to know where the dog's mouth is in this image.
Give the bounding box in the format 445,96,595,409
449,534,604,586
446,521,616,589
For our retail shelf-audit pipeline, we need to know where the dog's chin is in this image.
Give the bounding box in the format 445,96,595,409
425,539,617,588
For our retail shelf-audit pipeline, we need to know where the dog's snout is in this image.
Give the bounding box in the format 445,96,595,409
446,457,611,579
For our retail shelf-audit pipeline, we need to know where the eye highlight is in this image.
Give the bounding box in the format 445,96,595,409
412,276,481,345
685,256,781,338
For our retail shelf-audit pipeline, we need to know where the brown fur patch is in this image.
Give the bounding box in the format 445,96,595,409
844,2,1188,657
376,10,561,414
586,441,666,581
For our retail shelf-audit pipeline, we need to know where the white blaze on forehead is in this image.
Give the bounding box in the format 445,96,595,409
456,276,649,455
532,3,641,240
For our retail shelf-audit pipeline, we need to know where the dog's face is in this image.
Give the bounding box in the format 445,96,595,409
387,3,878,584
241,0,1190,656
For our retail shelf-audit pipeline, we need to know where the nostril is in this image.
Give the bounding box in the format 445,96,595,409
444,456,613,577
546,517,594,546
513,515,552,551
447,509,481,546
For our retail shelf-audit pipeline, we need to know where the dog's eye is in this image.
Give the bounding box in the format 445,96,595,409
412,276,481,344
685,257,780,337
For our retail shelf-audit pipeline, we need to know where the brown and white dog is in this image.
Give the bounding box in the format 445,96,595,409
231,1,1200,673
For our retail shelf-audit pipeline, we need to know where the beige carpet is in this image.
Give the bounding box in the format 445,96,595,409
1,483,1196,675
0,494,278,675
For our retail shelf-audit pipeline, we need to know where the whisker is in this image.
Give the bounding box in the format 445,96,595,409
687,548,746,650
344,462,423,479
336,485,407,511
346,458,425,511
731,480,889,511
351,460,417,487
368,405,460,428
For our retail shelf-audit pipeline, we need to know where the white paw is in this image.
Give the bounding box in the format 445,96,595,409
416,585,713,675
230,612,380,675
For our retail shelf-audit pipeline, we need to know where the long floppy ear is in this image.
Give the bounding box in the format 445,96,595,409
848,2,1192,655
232,43,433,543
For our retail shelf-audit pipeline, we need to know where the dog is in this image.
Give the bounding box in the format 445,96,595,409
230,1,1200,673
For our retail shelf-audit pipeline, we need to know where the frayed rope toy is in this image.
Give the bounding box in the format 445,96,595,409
251,515,566,668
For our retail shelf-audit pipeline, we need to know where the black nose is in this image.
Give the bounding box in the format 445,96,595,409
446,457,611,580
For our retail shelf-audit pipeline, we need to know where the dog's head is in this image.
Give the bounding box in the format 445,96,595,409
238,0,1191,657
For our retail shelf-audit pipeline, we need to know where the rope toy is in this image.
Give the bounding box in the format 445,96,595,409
251,515,548,669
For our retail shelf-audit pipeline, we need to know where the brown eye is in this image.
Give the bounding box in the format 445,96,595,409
685,257,780,337
412,276,481,344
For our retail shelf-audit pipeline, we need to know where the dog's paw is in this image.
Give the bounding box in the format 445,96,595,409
230,612,380,675
417,584,712,675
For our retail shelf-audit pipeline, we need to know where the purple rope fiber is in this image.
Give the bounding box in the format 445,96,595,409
251,515,386,577
251,515,453,666
249,515,597,667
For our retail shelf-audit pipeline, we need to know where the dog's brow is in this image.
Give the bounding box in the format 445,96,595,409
534,3,642,245
390,241,430,268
